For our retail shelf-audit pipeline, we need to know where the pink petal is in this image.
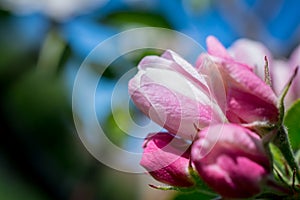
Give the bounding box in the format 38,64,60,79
271,60,290,95
139,50,209,93
219,61,278,123
206,36,231,59
129,76,217,139
289,45,300,69
141,132,194,187
196,54,227,114
201,37,278,124
228,38,273,80
129,50,225,139
226,87,279,123
289,45,300,100
191,124,270,198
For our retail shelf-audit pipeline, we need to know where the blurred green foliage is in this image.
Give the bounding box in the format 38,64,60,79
100,11,172,29
103,107,130,147
0,4,176,199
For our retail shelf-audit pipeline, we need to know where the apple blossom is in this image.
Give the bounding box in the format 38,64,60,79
140,132,194,187
191,124,271,198
197,36,278,125
226,37,300,106
128,36,298,199
129,50,226,139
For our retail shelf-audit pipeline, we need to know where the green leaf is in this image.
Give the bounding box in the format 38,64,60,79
284,99,300,151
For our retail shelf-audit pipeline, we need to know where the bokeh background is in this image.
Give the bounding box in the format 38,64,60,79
1,0,300,199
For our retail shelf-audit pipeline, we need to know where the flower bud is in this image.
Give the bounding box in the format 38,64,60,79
141,132,194,187
191,124,271,198
197,36,278,124
129,50,225,139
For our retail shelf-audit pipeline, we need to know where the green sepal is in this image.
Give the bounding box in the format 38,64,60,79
270,143,293,185
149,184,193,192
277,67,298,125
188,160,216,196
264,56,272,86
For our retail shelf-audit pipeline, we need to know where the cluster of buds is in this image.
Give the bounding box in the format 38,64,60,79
129,36,299,199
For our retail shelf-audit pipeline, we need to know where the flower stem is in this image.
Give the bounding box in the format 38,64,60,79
273,66,300,182
273,125,300,182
